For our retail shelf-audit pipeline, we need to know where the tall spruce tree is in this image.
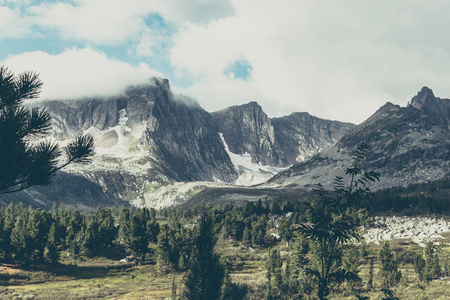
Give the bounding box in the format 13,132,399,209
424,241,441,281
379,242,401,288
0,66,94,195
182,215,225,300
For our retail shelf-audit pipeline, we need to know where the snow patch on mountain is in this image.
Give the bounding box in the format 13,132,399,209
83,109,136,158
220,133,285,186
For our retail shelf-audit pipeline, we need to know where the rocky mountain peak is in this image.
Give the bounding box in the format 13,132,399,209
271,87,450,192
408,87,449,128
149,77,170,90
211,101,286,167
242,101,262,110
409,86,436,110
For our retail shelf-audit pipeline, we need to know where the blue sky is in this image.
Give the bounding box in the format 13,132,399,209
2,0,450,124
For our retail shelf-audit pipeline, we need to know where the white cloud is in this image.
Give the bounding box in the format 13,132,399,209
3,0,450,124
0,0,234,45
149,0,234,25
0,6,31,38
1,47,163,100
27,0,151,45
169,0,450,123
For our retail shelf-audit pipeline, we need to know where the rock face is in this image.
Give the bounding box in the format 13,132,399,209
4,82,447,209
6,78,240,208
211,102,354,186
269,87,450,190
43,78,238,183
212,102,355,167
272,112,355,163
409,87,449,129
212,102,286,167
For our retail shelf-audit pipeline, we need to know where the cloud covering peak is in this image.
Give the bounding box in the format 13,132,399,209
2,0,450,123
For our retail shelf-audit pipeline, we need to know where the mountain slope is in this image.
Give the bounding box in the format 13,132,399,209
268,87,450,190
212,102,286,167
211,102,355,185
3,78,239,208
272,112,355,163
43,78,238,183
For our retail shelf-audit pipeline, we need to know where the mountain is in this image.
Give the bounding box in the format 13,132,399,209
272,112,355,163
212,102,286,167
4,77,352,209
1,78,240,208
211,102,354,185
268,87,450,190
3,80,443,209
41,78,238,183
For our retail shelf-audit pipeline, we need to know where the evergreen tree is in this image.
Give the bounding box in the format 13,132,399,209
10,213,28,263
424,241,441,281
242,226,251,245
45,222,60,263
379,242,401,288
126,213,149,260
0,66,94,194
156,224,173,269
182,215,225,300
414,253,426,282
79,216,98,257
222,272,248,300
278,216,293,247
266,249,283,299
1,203,16,261
367,256,375,289
26,208,52,262
96,207,117,251
172,274,177,300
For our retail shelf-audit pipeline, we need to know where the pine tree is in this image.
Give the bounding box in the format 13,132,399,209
222,272,248,300
414,253,426,282
172,273,177,300
182,215,225,300
10,214,28,263
96,207,117,251
79,216,98,257
45,222,60,263
26,208,52,262
0,66,94,194
278,216,293,247
379,242,401,288
156,224,172,269
367,256,375,289
242,226,251,245
266,249,283,299
424,241,441,281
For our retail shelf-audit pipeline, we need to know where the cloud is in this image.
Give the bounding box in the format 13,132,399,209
1,47,163,100
3,0,450,124
148,0,234,25
0,6,31,38
0,0,234,45
169,0,450,123
27,0,150,45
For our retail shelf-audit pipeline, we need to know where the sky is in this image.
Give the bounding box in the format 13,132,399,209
2,0,450,124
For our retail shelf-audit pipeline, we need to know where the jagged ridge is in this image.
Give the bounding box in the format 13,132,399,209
269,87,450,190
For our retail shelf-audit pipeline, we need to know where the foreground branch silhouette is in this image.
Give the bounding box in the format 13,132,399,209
0,66,94,194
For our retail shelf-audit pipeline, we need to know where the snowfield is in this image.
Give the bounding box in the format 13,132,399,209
220,133,286,186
